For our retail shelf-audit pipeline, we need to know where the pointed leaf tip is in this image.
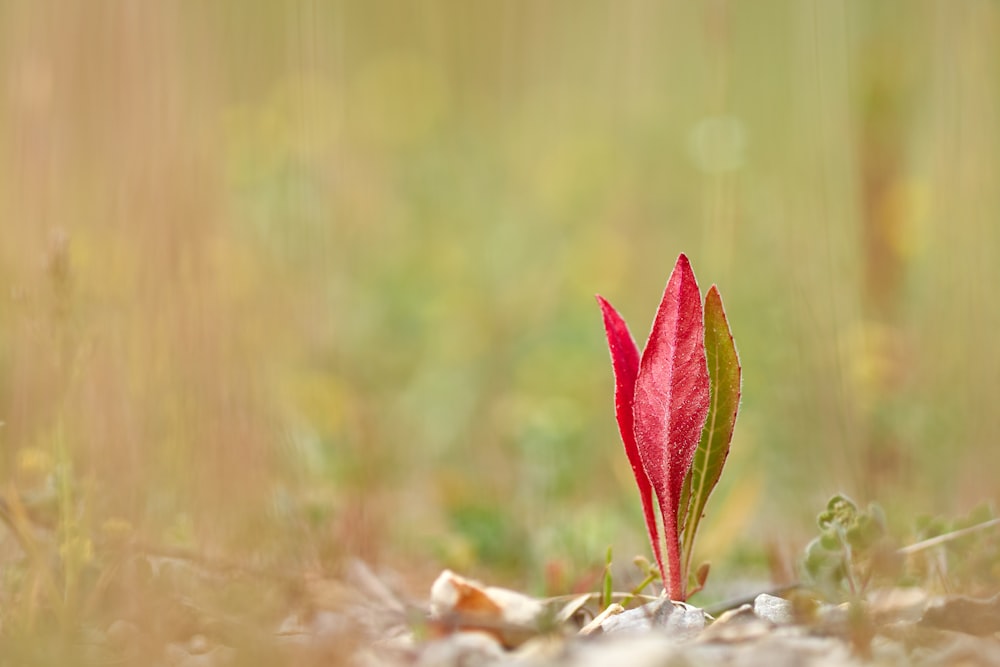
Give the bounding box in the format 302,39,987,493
633,254,711,599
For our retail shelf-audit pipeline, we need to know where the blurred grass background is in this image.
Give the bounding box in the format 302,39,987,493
1,0,999,643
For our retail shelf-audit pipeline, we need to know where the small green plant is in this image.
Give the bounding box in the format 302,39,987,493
803,495,1000,602
600,546,614,609
592,547,661,611
597,253,741,601
802,494,894,599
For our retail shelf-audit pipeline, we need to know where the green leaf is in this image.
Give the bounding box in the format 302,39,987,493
679,285,741,587
818,495,858,531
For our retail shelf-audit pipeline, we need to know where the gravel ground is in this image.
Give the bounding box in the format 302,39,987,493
340,568,1000,667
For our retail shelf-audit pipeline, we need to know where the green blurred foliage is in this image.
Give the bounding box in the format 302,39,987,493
803,494,895,599
0,1,998,630
909,504,1000,596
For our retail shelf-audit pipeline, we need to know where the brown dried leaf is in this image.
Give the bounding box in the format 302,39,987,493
428,570,546,648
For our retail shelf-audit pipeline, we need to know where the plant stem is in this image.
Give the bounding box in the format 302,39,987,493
621,571,659,607
664,511,685,600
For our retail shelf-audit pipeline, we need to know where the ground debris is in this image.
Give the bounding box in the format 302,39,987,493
920,592,1000,636
359,572,1000,667
256,565,1000,666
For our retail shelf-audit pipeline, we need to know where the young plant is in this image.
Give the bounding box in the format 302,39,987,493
802,494,893,600
597,253,741,601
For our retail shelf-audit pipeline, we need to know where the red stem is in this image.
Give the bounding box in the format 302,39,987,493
663,502,684,600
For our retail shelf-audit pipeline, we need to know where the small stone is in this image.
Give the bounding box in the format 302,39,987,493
754,594,794,625
601,598,705,640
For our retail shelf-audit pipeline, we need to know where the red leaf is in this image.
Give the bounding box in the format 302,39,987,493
633,253,710,600
596,295,663,582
